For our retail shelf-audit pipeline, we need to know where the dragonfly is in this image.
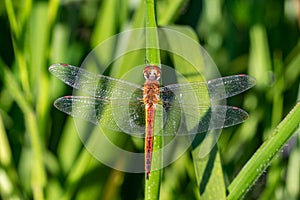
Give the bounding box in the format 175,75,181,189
49,63,256,179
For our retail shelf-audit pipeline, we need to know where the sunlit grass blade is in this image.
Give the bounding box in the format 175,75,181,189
5,0,20,37
285,133,300,199
157,0,187,25
1,65,46,200
227,101,300,200
249,24,272,90
91,0,126,50
0,114,11,167
0,114,23,199
285,40,300,87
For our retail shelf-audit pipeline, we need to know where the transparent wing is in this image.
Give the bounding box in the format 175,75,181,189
54,95,145,135
54,96,248,137
160,104,248,136
158,74,255,135
207,74,256,101
49,63,143,99
161,74,256,102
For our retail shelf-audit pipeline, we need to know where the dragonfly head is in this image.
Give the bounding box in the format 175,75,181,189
144,66,161,81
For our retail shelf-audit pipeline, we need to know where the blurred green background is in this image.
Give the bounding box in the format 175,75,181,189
0,0,299,199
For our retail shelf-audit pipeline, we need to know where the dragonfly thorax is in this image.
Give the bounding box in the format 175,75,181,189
143,66,161,81
143,80,160,105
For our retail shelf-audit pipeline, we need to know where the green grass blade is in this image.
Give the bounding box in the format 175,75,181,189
157,0,187,25
249,24,272,90
0,114,12,167
192,146,226,200
285,132,300,199
5,0,33,100
0,114,24,199
91,0,120,47
285,41,300,87
2,66,46,200
145,0,161,66
227,101,300,200
163,25,226,199
144,0,162,199
5,0,19,37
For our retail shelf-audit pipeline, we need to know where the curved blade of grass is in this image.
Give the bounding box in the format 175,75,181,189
5,0,31,100
5,0,20,37
227,101,300,200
